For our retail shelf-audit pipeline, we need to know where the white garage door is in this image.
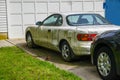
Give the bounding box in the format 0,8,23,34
0,0,7,32
8,0,104,39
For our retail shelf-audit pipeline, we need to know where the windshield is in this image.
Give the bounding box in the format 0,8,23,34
67,14,110,26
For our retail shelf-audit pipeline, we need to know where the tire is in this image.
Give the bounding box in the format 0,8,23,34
26,33,36,48
60,41,74,62
96,47,117,80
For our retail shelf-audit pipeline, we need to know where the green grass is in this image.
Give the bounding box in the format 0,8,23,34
0,47,81,80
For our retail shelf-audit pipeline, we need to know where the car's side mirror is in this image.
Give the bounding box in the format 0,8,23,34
36,21,42,26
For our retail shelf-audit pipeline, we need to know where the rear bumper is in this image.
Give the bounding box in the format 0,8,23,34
72,41,91,56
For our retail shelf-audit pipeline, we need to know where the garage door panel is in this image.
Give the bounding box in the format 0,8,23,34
23,3,34,13
23,14,35,25
23,0,34,1
36,0,48,1
83,2,94,11
10,15,22,25
61,2,71,12
61,0,73,1
83,0,94,1
94,2,104,11
9,26,24,38
72,2,82,12
10,0,21,1
36,3,47,13
48,3,59,12
10,3,21,13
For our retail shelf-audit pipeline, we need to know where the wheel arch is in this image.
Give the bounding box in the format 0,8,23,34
58,39,75,61
59,39,69,50
25,31,31,41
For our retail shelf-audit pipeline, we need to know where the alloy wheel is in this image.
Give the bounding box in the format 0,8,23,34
26,33,33,47
62,44,70,59
97,52,111,77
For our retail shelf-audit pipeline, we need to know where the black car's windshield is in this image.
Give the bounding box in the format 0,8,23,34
67,14,110,26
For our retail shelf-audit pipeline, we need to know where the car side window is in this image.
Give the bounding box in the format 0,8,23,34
93,15,109,25
67,15,79,25
56,16,63,26
94,16,103,24
43,14,62,26
78,15,94,25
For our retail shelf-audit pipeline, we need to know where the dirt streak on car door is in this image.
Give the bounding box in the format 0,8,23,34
45,26,59,51
37,26,48,48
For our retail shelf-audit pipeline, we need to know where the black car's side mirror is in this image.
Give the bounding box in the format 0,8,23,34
36,21,42,26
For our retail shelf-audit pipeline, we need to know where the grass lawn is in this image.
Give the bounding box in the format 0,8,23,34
0,46,81,80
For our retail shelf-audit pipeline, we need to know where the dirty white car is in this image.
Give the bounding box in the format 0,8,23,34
25,13,120,61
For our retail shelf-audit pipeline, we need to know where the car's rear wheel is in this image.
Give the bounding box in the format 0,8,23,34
96,47,117,80
26,33,35,48
60,41,73,62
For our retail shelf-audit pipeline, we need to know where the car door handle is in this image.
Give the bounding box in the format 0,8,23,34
48,29,51,32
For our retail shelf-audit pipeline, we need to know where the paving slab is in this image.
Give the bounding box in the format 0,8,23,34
0,40,14,47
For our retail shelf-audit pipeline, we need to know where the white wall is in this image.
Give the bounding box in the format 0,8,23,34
0,0,7,32
8,0,104,38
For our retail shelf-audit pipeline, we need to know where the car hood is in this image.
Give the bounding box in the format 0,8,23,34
76,25,120,34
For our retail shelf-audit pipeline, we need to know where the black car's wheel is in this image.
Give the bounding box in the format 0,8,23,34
26,33,35,48
60,41,74,62
96,47,117,80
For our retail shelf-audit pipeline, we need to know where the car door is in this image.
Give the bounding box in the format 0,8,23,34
37,14,62,48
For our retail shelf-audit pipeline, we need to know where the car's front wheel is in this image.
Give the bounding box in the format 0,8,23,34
26,32,35,48
96,47,117,80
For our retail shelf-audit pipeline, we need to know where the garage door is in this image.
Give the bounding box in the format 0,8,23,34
8,0,104,39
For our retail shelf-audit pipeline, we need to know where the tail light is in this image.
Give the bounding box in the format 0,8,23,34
91,35,97,44
77,34,97,41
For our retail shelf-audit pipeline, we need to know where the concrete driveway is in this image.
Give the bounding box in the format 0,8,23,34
8,39,102,80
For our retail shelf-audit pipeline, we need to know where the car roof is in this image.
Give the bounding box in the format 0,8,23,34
54,12,99,16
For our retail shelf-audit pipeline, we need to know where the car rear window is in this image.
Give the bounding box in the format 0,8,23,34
67,14,110,26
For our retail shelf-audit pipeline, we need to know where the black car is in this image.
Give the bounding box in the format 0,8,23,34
91,30,120,80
